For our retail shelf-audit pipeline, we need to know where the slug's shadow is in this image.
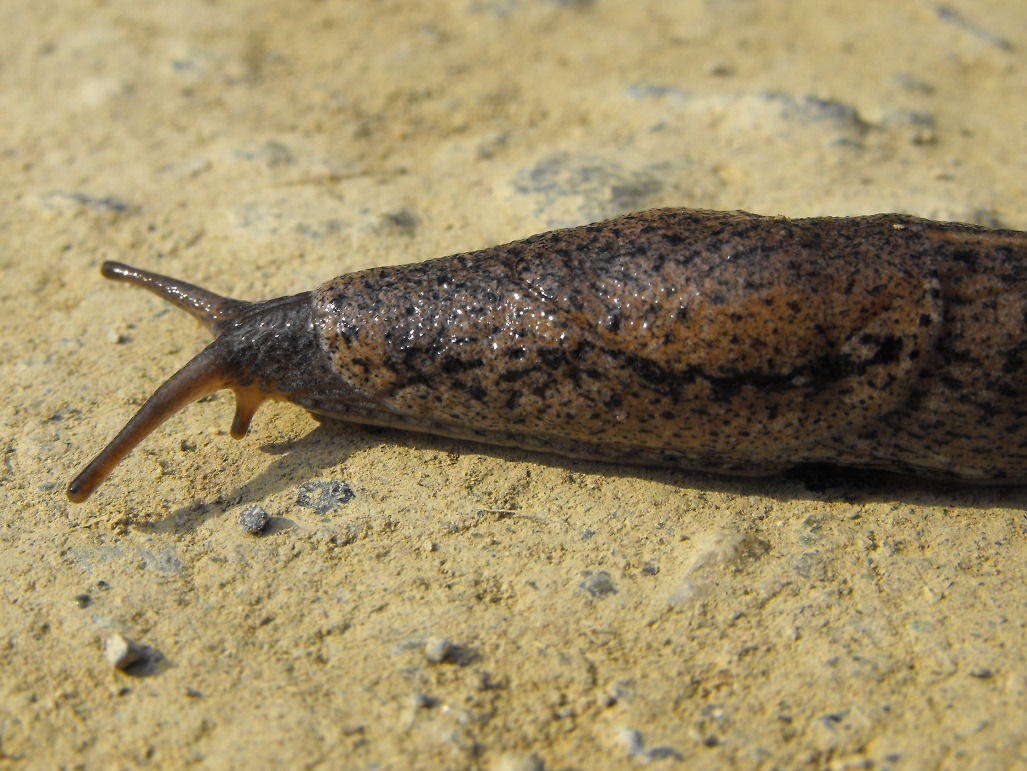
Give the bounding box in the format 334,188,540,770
144,417,1027,534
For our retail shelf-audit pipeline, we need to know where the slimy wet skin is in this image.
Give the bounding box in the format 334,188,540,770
67,208,1027,502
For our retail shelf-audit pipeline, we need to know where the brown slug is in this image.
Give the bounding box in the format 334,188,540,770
66,208,1027,502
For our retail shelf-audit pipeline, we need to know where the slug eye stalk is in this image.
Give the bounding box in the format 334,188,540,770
66,263,267,503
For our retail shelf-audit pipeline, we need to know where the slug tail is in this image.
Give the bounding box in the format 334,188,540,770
101,261,252,334
66,342,267,503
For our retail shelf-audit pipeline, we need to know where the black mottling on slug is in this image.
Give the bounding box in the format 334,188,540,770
66,208,1027,502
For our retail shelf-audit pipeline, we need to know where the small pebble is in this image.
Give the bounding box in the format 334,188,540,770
619,728,645,757
411,692,439,709
491,752,546,771
73,593,92,608
424,636,454,664
105,633,145,671
579,570,618,597
648,746,685,760
239,504,270,535
296,480,355,515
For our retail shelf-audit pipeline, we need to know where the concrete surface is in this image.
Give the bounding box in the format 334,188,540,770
2,0,1026,767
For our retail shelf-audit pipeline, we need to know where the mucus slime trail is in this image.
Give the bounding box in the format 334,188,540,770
66,208,1027,502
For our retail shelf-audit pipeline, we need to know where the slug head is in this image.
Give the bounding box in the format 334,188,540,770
67,262,315,503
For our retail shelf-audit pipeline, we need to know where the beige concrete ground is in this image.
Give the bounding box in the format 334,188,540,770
2,0,1026,767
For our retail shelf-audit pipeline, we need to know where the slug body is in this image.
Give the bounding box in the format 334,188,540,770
67,208,1027,502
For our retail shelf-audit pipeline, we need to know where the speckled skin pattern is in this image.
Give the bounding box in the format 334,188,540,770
295,208,1027,482
66,208,1027,502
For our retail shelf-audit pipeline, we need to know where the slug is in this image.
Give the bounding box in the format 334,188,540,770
66,208,1027,502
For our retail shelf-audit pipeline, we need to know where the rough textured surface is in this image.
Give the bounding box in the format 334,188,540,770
3,0,1027,768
